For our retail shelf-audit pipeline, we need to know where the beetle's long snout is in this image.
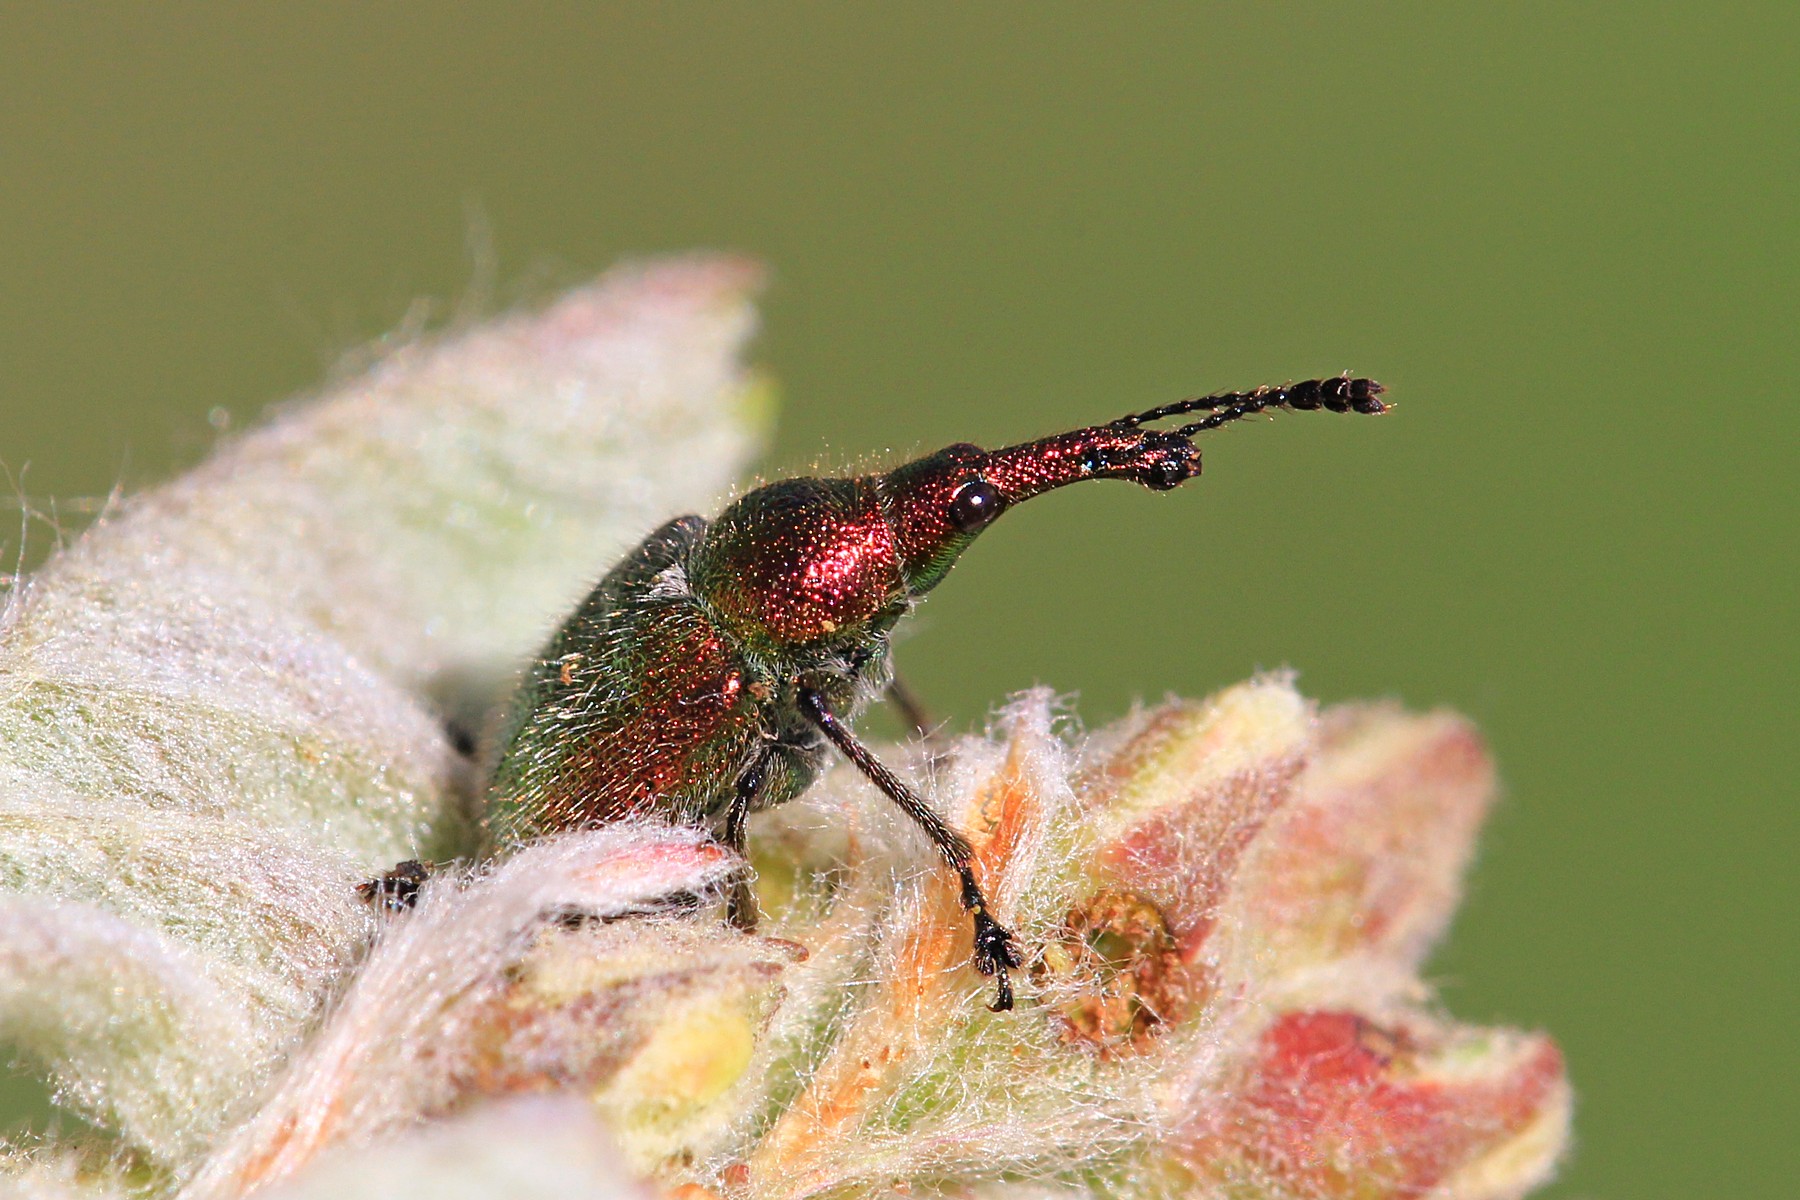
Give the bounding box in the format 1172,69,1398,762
985,375,1386,505
982,426,1200,503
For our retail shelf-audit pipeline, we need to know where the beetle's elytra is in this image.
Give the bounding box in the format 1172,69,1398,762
480,376,1386,1011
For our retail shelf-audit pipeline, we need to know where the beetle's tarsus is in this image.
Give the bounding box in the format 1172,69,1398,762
358,859,432,912
963,873,1021,1010
971,906,1019,1011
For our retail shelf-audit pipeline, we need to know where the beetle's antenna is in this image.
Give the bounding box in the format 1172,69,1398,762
1112,376,1386,437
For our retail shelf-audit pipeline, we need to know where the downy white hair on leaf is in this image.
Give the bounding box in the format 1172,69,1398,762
0,255,1571,1200
0,257,767,1183
254,1095,650,1200
181,827,747,1200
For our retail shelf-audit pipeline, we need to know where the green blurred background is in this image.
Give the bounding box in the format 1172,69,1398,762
1,5,1792,1196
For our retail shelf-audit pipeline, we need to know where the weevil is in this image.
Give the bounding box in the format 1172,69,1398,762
449,377,1386,1011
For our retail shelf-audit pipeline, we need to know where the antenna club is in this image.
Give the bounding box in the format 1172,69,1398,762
1283,375,1387,415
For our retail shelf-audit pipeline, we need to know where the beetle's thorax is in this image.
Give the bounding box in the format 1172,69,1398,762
687,476,908,650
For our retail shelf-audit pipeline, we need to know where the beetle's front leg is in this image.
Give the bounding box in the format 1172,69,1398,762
796,686,1021,1011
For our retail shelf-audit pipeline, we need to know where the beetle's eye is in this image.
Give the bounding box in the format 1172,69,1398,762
948,479,1005,532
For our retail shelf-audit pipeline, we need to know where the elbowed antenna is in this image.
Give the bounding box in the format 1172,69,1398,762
1111,375,1387,436
979,376,1386,503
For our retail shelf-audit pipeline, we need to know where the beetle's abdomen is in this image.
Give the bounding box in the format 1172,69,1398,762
485,594,762,846
483,517,766,849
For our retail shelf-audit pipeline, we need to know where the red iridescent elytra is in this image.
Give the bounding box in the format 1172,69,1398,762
482,376,1385,1010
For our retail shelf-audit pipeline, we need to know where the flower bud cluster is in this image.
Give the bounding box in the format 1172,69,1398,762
0,261,1566,1200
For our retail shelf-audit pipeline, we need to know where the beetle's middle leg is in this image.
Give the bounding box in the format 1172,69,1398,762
885,673,938,742
887,671,954,772
722,751,774,931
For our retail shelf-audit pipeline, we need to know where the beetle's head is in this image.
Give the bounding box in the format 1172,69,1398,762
688,376,1384,649
882,375,1386,596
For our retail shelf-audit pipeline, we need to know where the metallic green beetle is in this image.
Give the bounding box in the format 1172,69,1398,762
476,376,1385,1010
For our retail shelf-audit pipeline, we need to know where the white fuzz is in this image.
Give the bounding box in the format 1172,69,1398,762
0,899,258,1164
0,258,766,1175
183,827,738,1200
0,1151,128,1200
256,1096,648,1200
0,258,1569,1200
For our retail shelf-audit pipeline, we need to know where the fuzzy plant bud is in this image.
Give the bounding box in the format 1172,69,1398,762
0,258,1567,1200
0,257,768,1185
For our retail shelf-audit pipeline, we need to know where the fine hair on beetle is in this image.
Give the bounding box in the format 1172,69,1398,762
368,374,1387,1012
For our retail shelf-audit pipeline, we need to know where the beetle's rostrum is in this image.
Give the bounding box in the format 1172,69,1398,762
477,375,1385,1011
